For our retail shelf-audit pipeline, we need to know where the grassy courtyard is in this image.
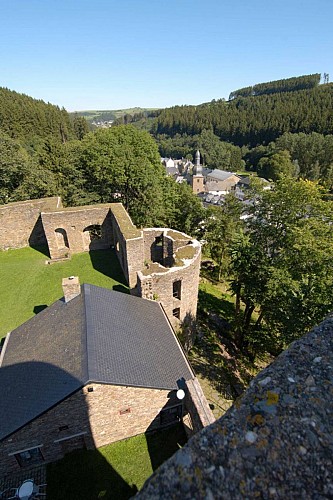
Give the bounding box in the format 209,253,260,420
46,424,187,500
0,247,128,339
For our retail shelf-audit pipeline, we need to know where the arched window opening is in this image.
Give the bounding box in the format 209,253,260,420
55,228,69,249
83,225,102,242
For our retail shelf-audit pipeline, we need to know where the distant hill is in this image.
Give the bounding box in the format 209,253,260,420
152,75,333,147
71,107,159,126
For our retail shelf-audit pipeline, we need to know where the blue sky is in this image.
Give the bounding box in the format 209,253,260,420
0,0,332,111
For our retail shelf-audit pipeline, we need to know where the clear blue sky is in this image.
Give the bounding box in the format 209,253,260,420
0,0,332,111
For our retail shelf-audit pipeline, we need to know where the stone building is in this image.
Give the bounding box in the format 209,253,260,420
205,169,241,193
0,280,214,477
0,197,201,329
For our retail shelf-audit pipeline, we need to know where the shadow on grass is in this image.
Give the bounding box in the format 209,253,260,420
28,245,50,258
198,288,235,324
145,423,187,471
89,249,128,288
47,449,138,500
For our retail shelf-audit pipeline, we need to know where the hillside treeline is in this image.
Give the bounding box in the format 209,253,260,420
228,73,321,100
153,81,333,147
0,87,78,144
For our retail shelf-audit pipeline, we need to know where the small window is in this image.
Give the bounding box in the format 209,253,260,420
173,280,181,300
15,447,44,467
173,307,180,319
87,387,94,393
197,179,200,183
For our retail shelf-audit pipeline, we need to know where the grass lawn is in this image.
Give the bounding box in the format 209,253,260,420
0,247,128,339
46,424,187,500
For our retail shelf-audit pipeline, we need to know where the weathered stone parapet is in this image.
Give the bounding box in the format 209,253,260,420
183,378,215,436
137,317,333,499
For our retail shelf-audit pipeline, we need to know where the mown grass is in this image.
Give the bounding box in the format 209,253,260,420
0,247,128,339
46,424,187,500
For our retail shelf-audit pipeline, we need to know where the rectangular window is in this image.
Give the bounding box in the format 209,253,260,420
172,307,180,319
173,280,181,300
14,447,44,467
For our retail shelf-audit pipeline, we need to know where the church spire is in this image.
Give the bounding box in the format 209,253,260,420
194,150,202,175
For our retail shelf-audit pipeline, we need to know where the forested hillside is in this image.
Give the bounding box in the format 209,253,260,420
153,79,333,147
0,87,76,143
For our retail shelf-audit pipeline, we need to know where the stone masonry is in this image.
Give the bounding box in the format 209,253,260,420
0,380,210,476
0,197,61,250
0,197,201,328
137,317,333,499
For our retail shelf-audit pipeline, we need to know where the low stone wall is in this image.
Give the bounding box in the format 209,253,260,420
136,317,333,499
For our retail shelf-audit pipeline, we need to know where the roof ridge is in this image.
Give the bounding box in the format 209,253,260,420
82,283,91,382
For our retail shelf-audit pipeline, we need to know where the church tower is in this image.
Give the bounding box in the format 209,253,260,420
192,150,204,194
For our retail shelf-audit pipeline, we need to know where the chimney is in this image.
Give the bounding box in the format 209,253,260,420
62,276,81,303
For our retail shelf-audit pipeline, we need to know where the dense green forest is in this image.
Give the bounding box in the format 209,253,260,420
153,80,333,147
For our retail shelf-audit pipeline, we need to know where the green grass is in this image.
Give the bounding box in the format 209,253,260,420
46,424,187,500
0,247,128,339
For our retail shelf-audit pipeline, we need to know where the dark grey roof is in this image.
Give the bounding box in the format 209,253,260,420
0,285,193,440
207,169,239,181
0,296,86,441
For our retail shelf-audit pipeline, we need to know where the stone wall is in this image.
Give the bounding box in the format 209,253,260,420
138,236,201,330
137,317,333,499
206,174,240,192
41,205,114,259
0,197,201,329
0,383,180,477
110,204,143,288
0,197,61,250
183,378,215,437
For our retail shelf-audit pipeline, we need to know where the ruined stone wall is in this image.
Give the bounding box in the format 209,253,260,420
0,197,61,250
138,237,201,330
41,205,114,259
0,383,179,477
143,229,164,264
110,204,143,288
0,196,201,328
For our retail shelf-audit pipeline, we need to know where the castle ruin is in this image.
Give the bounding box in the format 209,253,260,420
0,197,201,329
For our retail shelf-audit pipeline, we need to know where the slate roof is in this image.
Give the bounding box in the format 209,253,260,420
0,285,194,441
206,169,239,181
